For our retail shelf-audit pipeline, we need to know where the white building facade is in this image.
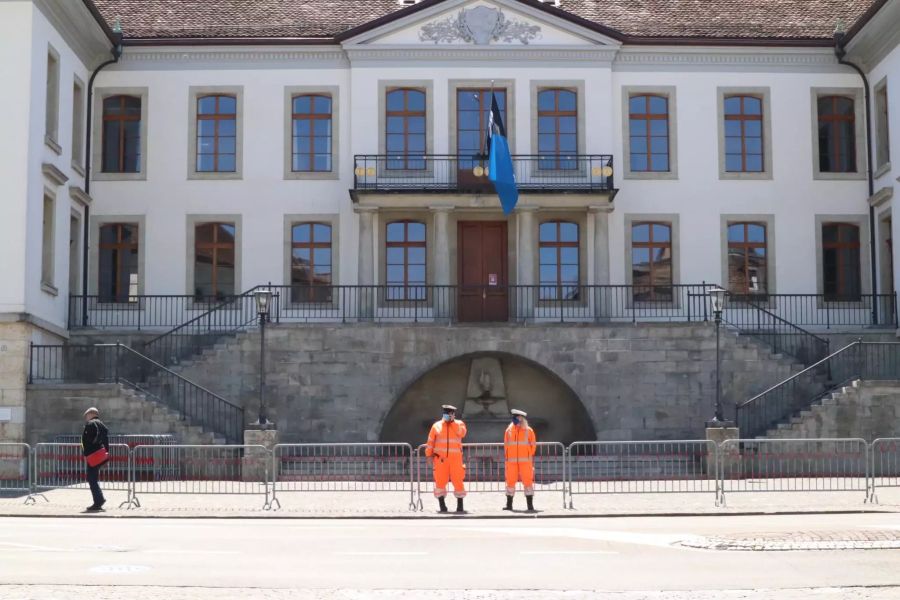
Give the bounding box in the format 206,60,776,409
1,0,899,442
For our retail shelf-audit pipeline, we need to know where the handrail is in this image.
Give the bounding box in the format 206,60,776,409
729,296,830,345
737,341,861,409
146,285,264,345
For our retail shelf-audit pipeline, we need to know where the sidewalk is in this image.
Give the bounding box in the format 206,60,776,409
3,486,899,518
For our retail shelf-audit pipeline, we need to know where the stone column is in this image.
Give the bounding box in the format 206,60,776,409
430,205,453,320
354,206,377,319
589,205,613,319
516,205,538,320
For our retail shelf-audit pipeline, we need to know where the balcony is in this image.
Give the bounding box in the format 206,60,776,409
351,154,615,195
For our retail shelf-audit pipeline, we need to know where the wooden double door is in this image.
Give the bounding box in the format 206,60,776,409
458,221,508,322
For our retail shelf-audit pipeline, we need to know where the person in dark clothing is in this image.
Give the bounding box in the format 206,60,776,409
81,407,109,511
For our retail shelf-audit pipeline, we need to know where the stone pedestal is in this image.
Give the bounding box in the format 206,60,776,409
243,427,278,483
706,425,740,480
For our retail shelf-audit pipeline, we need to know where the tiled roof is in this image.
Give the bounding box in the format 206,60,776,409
90,0,876,42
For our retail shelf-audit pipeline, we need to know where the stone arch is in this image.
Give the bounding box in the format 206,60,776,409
379,351,596,446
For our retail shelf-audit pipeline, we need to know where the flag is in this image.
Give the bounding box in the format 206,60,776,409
486,92,518,215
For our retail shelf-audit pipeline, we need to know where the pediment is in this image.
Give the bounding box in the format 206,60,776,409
342,0,620,48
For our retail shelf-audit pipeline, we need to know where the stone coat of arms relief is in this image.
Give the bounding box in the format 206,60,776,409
419,6,542,45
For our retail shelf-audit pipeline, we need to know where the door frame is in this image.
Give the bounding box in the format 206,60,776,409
457,220,509,322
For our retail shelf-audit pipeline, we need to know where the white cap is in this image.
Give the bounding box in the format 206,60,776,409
511,409,527,417
83,407,99,417
441,404,458,412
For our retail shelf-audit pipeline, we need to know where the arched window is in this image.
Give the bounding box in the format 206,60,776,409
101,95,141,173
628,94,669,172
727,222,767,295
724,95,764,173
196,95,237,172
386,88,426,170
631,222,673,302
537,89,577,170
194,223,236,299
98,223,139,302
386,221,426,300
291,94,332,172
817,96,856,173
822,223,861,300
539,221,579,300
291,223,332,303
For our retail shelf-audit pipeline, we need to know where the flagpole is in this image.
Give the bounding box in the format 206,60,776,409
480,80,496,161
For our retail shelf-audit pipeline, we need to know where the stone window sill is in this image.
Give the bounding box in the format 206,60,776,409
45,135,62,155
71,161,86,178
41,282,59,297
874,162,892,180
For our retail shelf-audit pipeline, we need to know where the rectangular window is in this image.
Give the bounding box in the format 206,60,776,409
291,222,332,303
457,88,506,160
291,95,332,172
817,96,857,173
628,95,669,172
537,88,578,170
539,221,579,301
41,194,55,287
875,82,891,170
822,223,861,301
72,78,85,169
727,222,768,296
194,223,236,300
724,95,764,173
196,95,237,173
385,88,427,170
102,95,142,173
45,47,60,149
69,214,81,295
98,223,139,303
386,221,426,300
631,222,673,303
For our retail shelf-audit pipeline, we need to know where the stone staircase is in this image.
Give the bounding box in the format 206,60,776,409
27,383,227,445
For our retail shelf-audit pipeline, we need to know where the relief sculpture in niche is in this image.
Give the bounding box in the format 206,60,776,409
418,6,542,45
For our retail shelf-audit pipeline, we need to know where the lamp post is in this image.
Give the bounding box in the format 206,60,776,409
254,289,273,427
707,286,732,427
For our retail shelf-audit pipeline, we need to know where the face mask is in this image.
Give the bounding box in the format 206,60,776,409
511,416,519,425
442,414,451,422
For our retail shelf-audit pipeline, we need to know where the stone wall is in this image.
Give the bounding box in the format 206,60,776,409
0,322,29,443
156,323,804,445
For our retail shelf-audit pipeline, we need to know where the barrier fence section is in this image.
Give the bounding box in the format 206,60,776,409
567,440,718,507
414,442,567,510
270,443,415,510
718,438,869,504
869,438,900,502
31,443,131,496
128,444,271,509
0,443,33,502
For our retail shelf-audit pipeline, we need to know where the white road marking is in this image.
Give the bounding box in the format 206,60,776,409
520,550,618,555
144,549,239,555
463,526,705,550
88,565,150,574
334,551,428,556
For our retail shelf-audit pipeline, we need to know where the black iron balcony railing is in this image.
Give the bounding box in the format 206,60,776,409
352,154,614,193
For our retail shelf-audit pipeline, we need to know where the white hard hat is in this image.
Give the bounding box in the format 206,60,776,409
511,409,527,417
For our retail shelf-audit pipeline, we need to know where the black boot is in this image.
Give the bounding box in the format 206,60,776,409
503,495,513,511
456,498,465,513
438,497,448,513
526,495,535,512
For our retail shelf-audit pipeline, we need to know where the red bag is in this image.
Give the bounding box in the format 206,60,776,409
85,447,109,467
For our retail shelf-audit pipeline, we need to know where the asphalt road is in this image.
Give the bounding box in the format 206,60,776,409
1,513,900,598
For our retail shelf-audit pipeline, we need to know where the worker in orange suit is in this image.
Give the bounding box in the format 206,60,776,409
425,404,467,513
504,408,537,512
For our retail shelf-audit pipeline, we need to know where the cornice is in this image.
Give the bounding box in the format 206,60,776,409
116,47,349,69
68,186,93,207
614,47,844,72
33,0,112,68
845,0,900,70
345,45,619,63
41,163,69,187
869,186,894,209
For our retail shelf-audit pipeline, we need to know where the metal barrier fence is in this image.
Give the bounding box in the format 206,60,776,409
54,434,177,447
0,444,32,501
718,438,869,504
869,438,900,503
32,443,131,493
128,445,271,509
414,442,567,510
567,441,718,507
271,443,415,510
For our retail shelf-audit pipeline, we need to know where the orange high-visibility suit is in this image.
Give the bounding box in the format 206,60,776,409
504,422,536,496
425,419,467,498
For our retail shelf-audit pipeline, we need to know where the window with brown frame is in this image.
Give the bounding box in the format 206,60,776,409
386,221,426,300
101,95,141,173
817,96,856,173
727,222,767,295
291,95,332,172
385,88,426,170
629,95,669,172
539,221,579,300
631,222,673,303
822,223,861,301
537,88,577,170
457,88,506,160
194,223,236,300
196,95,237,173
724,95,764,173
875,84,891,168
98,223,139,303
291,223,332,303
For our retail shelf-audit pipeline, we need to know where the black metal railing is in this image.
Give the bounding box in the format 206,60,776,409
68,294,245,330
353,154,614,193
29,343,244,444
736,341,900,438
723,293,898,329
